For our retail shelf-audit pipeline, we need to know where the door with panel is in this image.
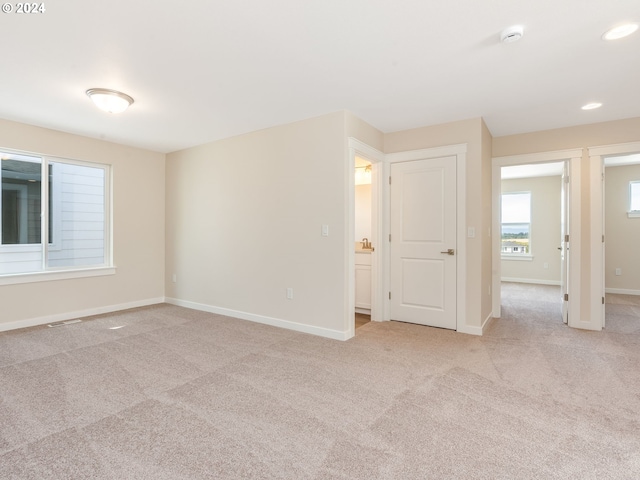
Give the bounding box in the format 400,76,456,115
390,157,457,329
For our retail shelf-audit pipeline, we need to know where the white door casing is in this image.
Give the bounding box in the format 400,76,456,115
492,149,582,328
389,157,457,330
560,161,569,324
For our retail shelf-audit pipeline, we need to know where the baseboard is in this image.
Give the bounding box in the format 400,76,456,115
481,312,495,334
457,323,482,336
0,297,165,333
501,277,561,286
605,288,640,296
355,307,371,315
165,297,350,341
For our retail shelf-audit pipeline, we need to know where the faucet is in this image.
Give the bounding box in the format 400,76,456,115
362,238,371,249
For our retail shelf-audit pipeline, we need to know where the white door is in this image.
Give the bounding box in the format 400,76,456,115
390,157,457,329
560,161,569,324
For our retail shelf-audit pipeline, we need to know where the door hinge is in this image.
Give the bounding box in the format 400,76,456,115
602,173,605,181
389,234,392,242
564,293,569,301
389,176,392,185
602,234,605,243
389,292,391,300
565,234,569,243
602,296,605,305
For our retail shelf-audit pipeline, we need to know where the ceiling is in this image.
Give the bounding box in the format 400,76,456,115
1,1,638,154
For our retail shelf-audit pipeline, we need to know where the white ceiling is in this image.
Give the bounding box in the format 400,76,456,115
0,1,638,153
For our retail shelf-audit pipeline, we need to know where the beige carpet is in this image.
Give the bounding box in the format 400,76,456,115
1,283,639,479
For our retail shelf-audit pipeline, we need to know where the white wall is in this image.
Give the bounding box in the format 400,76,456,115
0,119,165,327
501,175,562,284
165,112,349,338
605,164,640,293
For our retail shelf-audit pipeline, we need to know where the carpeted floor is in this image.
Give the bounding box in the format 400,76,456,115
0,283,638,479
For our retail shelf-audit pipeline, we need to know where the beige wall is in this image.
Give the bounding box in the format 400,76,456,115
385,117,492,329
493,116,640,325
165,112,351,336
501,176,562,284
0,119,165,326
605,164,640,293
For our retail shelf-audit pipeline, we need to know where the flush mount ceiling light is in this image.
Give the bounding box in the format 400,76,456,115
581,102,603,110
500,25,524,43
602,23,639,40
86,88,134,114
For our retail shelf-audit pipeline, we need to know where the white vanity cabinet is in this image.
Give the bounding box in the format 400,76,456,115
355,252,371,313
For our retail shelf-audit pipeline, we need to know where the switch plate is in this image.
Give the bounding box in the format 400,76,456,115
172,274,177,283
286,287,294,299
615,268,622,276
467,227,475,238
321,225,329,237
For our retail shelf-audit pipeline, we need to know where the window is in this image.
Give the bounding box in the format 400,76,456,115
0,150,110,277
501,192,531,255
630,181,640,217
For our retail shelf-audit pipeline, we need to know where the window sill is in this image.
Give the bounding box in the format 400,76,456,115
501,255,533,262
628,211,640,218
0,266,116,286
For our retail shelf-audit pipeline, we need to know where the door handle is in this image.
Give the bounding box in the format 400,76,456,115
440,249,455,255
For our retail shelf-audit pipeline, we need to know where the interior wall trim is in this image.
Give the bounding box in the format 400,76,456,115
165,297,350,341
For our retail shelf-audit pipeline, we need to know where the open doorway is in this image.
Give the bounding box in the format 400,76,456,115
499,162,565,321
354,156,373,329
347,138,385,339
492,148,583,327
602,153,640,328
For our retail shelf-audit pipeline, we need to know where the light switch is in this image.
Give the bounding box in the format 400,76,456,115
467,227,475,238
321,225,329,237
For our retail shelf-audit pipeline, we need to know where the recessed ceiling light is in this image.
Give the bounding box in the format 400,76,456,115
602,23,639,40
581,102,602,110
86,88,134,114
500,25,524,43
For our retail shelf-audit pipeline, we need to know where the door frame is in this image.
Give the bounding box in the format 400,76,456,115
588,141,640,330
347,140,468,337
492,149,582,326
384,144,468,333
347,138,385,339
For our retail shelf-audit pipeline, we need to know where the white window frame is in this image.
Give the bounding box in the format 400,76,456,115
629,181,640,218
501,191,533,260
0,148,114,285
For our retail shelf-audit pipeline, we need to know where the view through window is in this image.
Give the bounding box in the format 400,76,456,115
0,150,110,275
501,192,531,255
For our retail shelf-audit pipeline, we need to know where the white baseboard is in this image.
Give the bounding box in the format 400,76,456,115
457,323,482,336
0,297,165,333
481,312,495,334
501,277,561,286
457,312,494,336
605,288,640,296
165,297,350,341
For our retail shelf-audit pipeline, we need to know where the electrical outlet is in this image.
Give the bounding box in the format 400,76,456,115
543,262,549,269
172,274,177,283
615,268,622,276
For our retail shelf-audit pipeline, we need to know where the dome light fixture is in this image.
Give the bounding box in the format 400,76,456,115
581,102,602,110
86,88,134,114
602,23,638,40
